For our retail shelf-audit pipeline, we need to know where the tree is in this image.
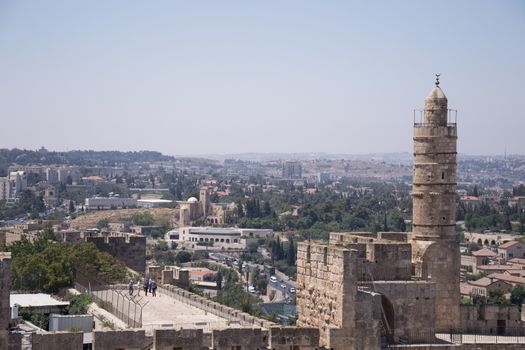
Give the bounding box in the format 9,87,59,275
175,251,192,264
511,285,525,310
487,289,509,305
216,270,223,290
287,236,295,266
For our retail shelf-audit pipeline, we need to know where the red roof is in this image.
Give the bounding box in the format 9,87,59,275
499,241,521,249
476,265,517,272
509,258,525,265
488,273,525,285
472,248,497,257
460,196,480,201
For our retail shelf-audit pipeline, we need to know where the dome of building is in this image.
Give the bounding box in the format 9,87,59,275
425,86,447,100
187,197,198,203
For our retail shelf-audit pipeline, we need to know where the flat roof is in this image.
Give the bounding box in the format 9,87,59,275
137,199,173,203
188,229,240,236
10,293,69,308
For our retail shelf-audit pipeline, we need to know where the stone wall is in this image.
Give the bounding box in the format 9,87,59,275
7,333,22,350
374,281,436,342
153,329,204,350
377,231,409,241
86,235,146,272
296,242,356,349
363,242,412,280
354,290,382,350
460,304,524,335
32,332,83,350
268,326,320,350
212,328,267,350
93,330,147,350
412,240,461,332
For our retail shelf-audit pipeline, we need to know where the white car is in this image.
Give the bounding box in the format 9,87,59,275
289,287,296,293
270,276,278,283
248,286,256,293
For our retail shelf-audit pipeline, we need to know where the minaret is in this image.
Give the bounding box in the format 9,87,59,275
411,76,460,331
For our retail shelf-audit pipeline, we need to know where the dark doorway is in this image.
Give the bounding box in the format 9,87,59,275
497,320,506,335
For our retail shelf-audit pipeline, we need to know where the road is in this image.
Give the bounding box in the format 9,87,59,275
209,252,296,301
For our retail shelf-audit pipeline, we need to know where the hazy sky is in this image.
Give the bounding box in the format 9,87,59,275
1,1,524,156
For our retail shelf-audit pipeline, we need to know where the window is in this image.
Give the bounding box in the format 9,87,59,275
442,172,445,179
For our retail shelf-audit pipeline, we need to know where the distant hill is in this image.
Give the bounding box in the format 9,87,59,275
0,148,175,174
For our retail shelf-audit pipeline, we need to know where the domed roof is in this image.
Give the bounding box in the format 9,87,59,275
187,197,198,203
425,86,447,100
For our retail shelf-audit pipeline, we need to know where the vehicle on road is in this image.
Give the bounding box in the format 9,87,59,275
280,283,286,289
270,276,278,283
289,287,296,293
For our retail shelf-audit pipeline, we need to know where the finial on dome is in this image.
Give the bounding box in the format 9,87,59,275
435,74,440,87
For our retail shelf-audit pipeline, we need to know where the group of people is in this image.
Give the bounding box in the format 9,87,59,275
128,277,157,297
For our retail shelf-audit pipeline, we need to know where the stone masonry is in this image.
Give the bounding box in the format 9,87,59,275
411,84,461,331
86,235,146,273
296,242,356,349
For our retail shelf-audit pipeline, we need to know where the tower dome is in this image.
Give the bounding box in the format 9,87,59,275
425,86,447,101
187,197,198,203
423,78,448,126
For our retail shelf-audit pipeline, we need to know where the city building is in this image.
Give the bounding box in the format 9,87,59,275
178,188,236,226
0,177,11,201
281,161,302,179
175,226,272,251
498,240,525,261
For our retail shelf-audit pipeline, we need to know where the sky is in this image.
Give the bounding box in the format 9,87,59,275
1,1,524,156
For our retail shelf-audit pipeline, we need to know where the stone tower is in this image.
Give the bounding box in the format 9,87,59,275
411,80,460,331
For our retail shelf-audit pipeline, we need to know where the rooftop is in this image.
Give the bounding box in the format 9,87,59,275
472,248,497,257
499,240,521,249
10,293,70,308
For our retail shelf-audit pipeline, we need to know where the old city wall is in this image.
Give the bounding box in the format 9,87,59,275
296,242,357,349
328,233,412,281
268,327,320,350
212,328,267,350
32,332,83,350
412,239,461,332
364,243,412,280
153,329,205,350
159,285,275,329
86,235,146,273
93,330,148,350
460,304,525,335
353,290,382,349
373,281,436,342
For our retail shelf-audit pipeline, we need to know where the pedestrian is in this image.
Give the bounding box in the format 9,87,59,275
148,278,153,294
143,277,149,296
137,279,142,296
128,279,134,296
151,280,157,297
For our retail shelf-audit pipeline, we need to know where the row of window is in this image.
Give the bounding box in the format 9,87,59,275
188,237,239,244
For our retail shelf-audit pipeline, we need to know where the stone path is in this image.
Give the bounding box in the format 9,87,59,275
140,288,231,333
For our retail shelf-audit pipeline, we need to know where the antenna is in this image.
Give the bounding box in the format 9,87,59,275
435,74,441,87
